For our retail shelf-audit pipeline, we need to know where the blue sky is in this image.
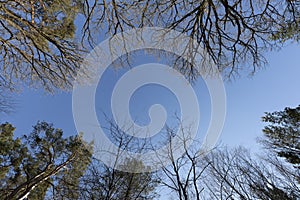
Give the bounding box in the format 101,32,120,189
1,40,300,154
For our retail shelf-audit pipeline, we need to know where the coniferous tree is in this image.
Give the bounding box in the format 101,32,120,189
0,0,84,92
261,105,300,168
0,121,92,200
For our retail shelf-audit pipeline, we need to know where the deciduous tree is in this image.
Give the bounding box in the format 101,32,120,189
82,0,300,79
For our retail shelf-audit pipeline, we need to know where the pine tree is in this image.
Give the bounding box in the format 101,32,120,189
0,0,84,92
261,105,300,168
0,121,92,200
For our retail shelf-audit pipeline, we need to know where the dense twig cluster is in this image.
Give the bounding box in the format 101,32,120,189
0,0,83,92
82,0,300,79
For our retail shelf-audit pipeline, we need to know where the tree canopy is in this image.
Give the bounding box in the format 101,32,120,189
0,121,92,200
0,121,160,200
0,0,84,92
1,1,300,199
0,0,300,92
261,105,300,168
82,0,300,78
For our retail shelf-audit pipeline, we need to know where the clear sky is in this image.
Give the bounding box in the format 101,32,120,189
1,40,300,155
